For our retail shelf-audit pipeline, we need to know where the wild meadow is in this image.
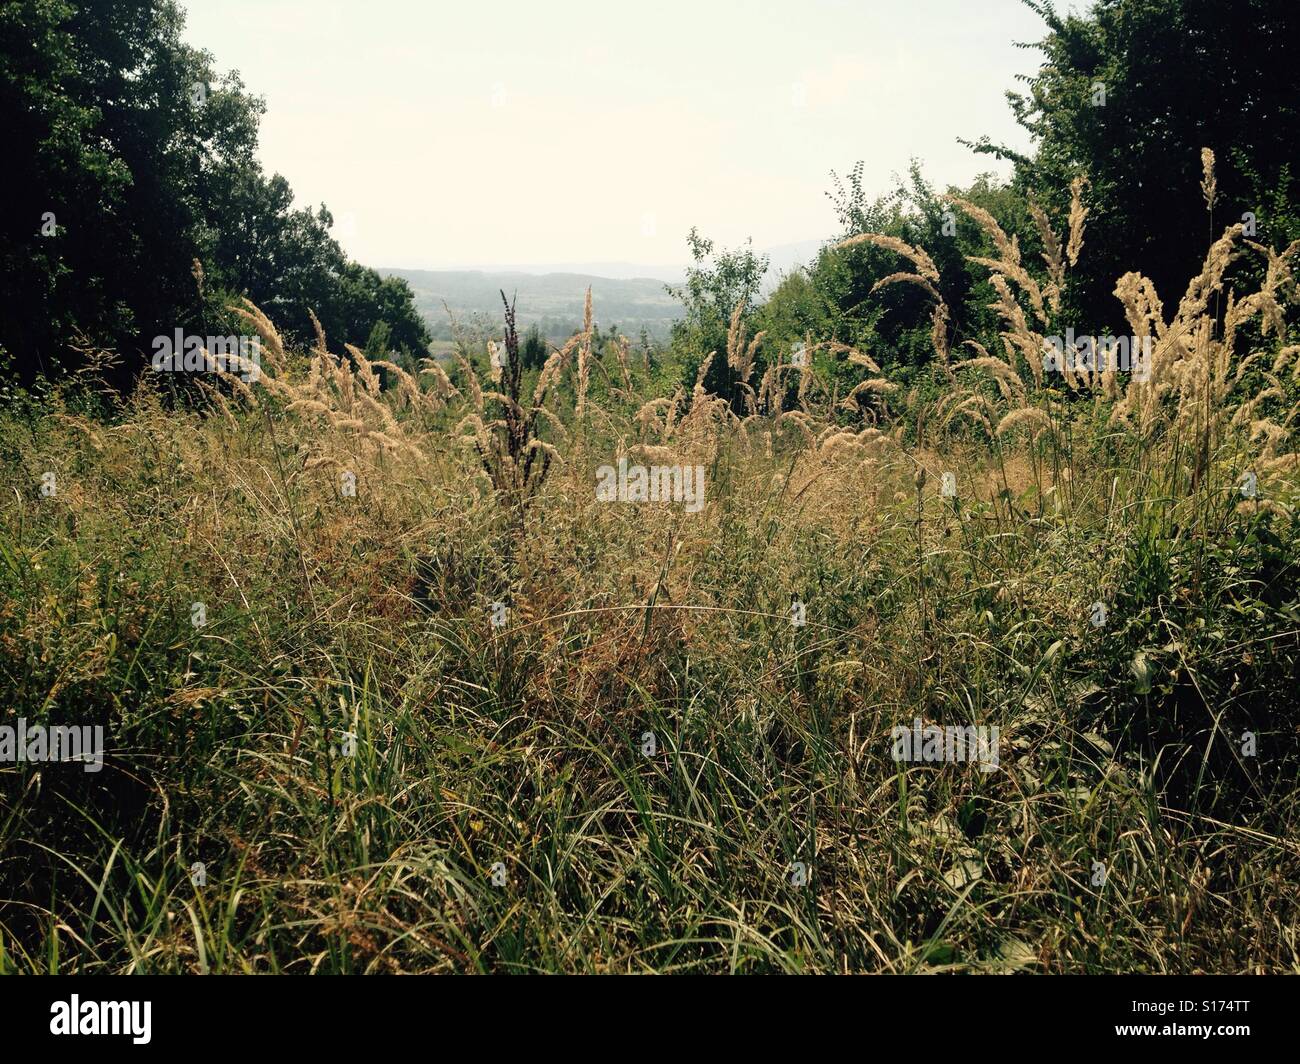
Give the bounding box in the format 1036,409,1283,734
2,166,1298,974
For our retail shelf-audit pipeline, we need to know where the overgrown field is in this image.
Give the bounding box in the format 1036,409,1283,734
2,202,1299,973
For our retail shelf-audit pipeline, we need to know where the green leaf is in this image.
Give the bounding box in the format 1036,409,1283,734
1130,651,1155,695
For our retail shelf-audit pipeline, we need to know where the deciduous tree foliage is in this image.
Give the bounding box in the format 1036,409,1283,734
0,0,428,385
702,0,1300,391
970,0,1300,331
666,227,769,406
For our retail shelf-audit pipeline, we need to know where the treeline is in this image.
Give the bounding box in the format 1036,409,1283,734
0,0,429,388
669,0,1300,407
6,0,1299,400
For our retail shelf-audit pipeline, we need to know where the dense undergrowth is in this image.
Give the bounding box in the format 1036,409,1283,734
2,190,1298,974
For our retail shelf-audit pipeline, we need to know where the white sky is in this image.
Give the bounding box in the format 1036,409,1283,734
180,0,1053,270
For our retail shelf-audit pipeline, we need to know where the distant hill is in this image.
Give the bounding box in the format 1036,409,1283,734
381,239,829,345
415,261,686,282
379,268,684,343
761,239,829,279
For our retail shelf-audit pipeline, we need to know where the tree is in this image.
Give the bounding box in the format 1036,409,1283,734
0,0,428,386
765,163,1034,393
520,324,547,372
968,0,1300,331
666,227,769,406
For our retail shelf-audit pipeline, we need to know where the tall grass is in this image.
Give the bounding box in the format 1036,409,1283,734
1,177,1298,973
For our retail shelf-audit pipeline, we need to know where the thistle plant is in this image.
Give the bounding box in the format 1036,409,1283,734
454,291,570,516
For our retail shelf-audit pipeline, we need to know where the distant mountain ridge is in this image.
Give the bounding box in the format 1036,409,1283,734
411,263,686,283
380,239,828,343
380,267,684,342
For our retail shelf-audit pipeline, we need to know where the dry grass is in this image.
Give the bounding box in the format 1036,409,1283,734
1,200,1299,973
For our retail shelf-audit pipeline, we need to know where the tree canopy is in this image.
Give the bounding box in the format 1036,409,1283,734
970,0,1300,330
0,0,428,386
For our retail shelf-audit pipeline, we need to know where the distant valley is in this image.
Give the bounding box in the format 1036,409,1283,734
380,268,685,343
380,240,826,345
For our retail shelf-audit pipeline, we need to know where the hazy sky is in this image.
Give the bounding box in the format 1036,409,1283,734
180,0,1054,270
